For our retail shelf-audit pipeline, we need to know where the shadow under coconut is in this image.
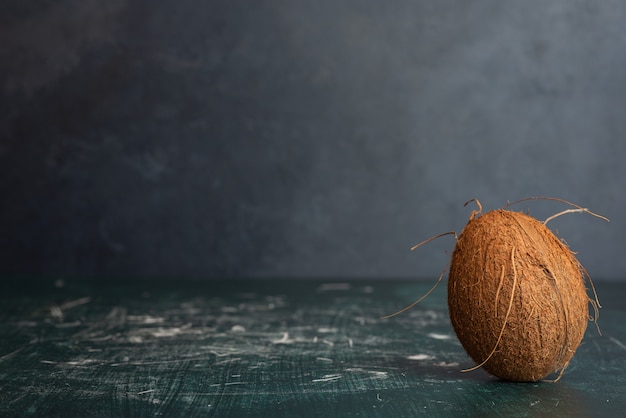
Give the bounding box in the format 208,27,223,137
460,379,595,418
364,354,594,417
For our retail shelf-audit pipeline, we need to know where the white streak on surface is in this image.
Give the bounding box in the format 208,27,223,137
317,327,338,333
59,297,92,311
230,325,246,333
436,361,460,367
137,389,155,395
406,354,433,361
272,332,293,344
312,374,342,383
609,336,626,351
127,315,165,324
427,333,451,340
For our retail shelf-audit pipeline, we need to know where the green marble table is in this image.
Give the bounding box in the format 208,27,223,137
1,279,624,417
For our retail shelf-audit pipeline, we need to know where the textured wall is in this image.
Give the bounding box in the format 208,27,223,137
1,1,624,279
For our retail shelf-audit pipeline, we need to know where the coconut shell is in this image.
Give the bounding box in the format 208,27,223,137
448,209,590,382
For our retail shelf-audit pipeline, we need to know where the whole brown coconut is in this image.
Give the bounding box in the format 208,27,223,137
448,208,593,382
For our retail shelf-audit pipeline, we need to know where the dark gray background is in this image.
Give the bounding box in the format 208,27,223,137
1,1,624,280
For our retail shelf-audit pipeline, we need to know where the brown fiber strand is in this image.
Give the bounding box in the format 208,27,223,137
410,231,457,251
380,259,451,319
380,231,457,319
503,196,609,223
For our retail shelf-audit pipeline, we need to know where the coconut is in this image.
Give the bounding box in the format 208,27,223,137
448,207,594,382
382,198,606,381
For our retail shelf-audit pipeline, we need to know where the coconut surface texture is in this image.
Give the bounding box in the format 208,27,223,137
448,209,590,382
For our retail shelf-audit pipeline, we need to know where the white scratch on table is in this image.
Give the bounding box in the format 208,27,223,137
214,357,242,365
312,374,343,383
271,331,323,345
354,316,367,326
609,336,626,351
60,296,92,311
49,297,93,321
49,305,63,320
201,346,241,356
209,382,249,387
0,346,25,364
272,332,294,344
345,368,389,379
110,356,214,367
427,333,451,340
149,323,192,338
127,315,165,324
137,389,155,395
40,358,101,366
317,327,338,333
406,354,433,361
435,361,460,368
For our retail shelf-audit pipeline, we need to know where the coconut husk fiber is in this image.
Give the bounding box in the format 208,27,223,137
448,209,590,382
